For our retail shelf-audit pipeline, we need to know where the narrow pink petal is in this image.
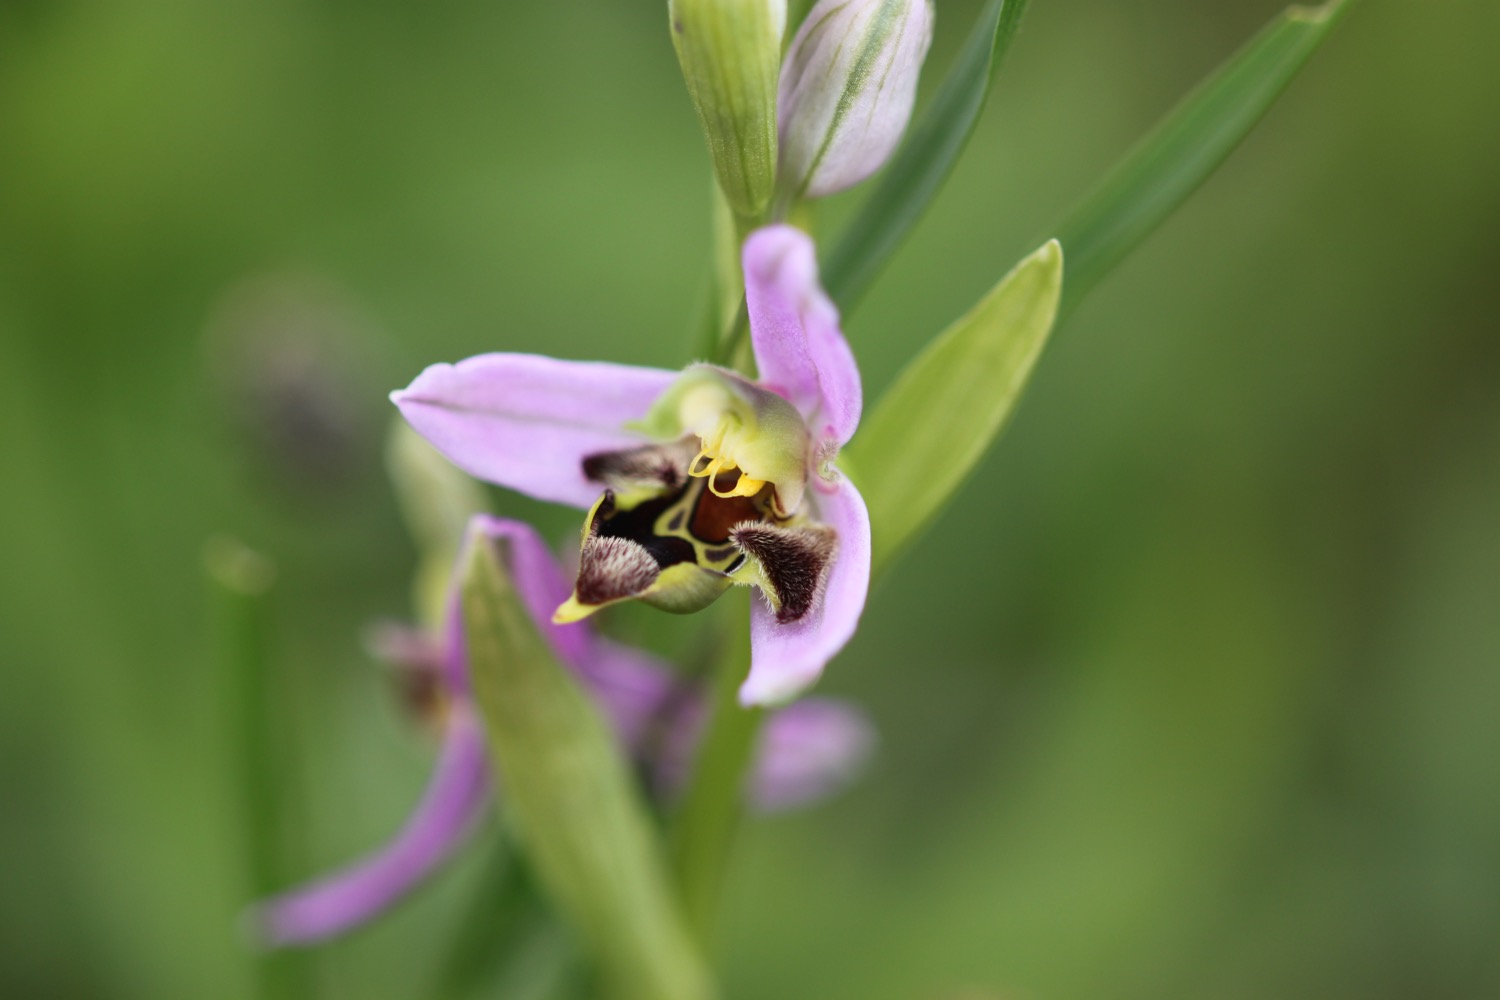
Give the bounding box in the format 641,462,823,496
751,698,876,811
392,354,677,509
740,474,871,706
742,226,862,445
252,708,491,947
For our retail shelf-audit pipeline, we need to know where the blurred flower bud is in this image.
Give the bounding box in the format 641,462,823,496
669,0,786,219
777,0,934,200
203,273,380,497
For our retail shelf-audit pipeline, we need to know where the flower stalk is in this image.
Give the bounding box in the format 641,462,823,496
669,593,765,940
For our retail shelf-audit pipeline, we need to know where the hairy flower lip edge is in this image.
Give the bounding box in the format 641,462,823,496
248,513,873,946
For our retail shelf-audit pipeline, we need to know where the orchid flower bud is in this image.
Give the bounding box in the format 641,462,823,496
776,0,934,200
669,0,787,219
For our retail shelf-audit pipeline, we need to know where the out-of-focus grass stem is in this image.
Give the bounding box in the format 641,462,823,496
205,536,315,1000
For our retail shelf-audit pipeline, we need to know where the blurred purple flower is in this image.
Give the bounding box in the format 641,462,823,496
204,273,379,495
394,225,870,707
252,515,872,947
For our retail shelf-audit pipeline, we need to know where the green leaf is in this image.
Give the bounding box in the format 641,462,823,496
460,529,715,1000
1056,0,1355,312
849,239,1063,575
821,0,1031,310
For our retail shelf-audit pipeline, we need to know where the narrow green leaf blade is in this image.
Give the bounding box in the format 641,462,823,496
822,0,1031,310
461,530,715,1000
849,239,1063,575
1056,0,1354,311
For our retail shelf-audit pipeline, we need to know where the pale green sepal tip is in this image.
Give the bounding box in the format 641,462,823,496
460,530,715,1000
851,238,1063,576
669,0,783,219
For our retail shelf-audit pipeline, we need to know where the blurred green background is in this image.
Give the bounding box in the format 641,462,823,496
3,0,1497,998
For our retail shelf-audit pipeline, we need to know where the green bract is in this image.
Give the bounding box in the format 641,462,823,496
462,528,714,1000
669,0,785,220
850,239,1063,574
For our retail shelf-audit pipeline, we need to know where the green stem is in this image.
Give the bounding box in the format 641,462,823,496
707,205,758,370
670,593,765,942
709,200,817,370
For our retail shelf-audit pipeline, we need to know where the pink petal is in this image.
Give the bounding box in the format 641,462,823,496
392,354,677,509
252,708,492,947
740,473,871,706
751,698,876,811
742,226,862,446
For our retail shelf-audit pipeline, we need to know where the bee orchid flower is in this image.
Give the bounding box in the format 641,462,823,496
253,515,872,946
393,225,870,706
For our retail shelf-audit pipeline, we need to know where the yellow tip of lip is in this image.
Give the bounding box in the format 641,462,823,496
551,595,600,625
